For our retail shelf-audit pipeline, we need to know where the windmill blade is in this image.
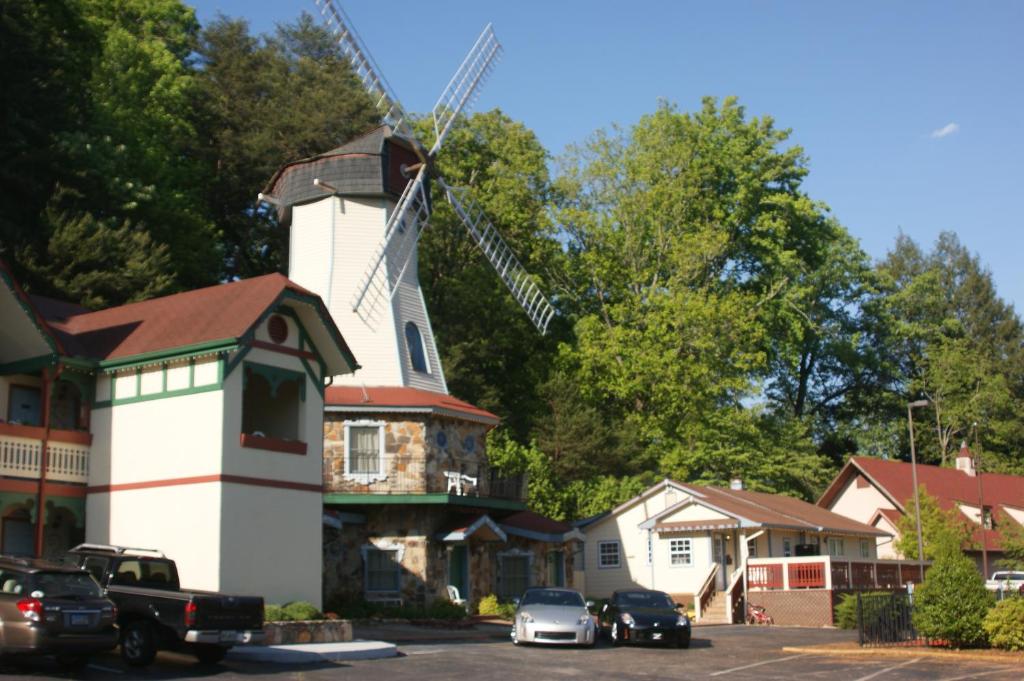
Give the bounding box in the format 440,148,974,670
350,165,432,323
430,24,502,156
314,0,419,143
440,179,555,335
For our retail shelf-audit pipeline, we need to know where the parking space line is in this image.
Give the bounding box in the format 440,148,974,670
709,653,806,676
849,657,921,681
934,668,1019,681
87,664,124,674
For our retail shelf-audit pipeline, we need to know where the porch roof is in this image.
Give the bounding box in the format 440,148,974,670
639,484,889,537
654,519,740,532
436,514,507,542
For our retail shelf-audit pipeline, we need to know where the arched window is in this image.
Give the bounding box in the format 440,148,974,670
405,322,428,373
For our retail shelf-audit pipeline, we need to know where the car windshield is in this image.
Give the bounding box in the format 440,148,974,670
616,591,674,609
30,572,103,598
520,589,585,607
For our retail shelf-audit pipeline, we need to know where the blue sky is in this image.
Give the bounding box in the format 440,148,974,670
191,0,1024,310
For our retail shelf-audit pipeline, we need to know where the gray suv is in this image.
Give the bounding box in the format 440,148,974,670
0,556,118,669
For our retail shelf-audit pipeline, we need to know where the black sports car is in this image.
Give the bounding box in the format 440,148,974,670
598,589,691,648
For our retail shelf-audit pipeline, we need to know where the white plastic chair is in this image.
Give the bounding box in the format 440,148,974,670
447,585,467,608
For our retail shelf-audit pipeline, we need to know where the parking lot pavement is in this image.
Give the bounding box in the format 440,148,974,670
0,627,1019,680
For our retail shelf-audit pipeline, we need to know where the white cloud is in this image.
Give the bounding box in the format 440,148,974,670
931,122,960,139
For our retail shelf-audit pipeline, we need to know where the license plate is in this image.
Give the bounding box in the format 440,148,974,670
70,613,90,626
220,631,238,642
652,632,662,640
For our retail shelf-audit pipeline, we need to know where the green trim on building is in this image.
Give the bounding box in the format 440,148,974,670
0,355,56,375
0,269,61,358
322,493,526,511
94,356,225,408
97,338,238,371
243,361,306,401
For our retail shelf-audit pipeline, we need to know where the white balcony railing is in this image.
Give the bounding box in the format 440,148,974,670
0,433,90,484
746,555,928,591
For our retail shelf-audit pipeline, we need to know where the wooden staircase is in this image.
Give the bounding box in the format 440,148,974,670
698,590,734,625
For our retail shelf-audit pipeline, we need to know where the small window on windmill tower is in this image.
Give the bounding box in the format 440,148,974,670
405,322,429,373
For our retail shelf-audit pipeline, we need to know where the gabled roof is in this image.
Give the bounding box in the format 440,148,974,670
0,260,64,364
636,483,888,537
325,386,499,426
37,274,357,375
436,514,506,542
819,455,1024,513
580,479,691,533
500,510,583,542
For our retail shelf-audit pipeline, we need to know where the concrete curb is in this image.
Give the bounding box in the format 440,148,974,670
782,645,1024,665
228,640,398,663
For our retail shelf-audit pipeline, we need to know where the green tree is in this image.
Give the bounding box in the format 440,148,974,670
553,97,839,495
895,488,973,560
877,232,1024,469
194,13,378,280
996,516,1024,571
913,543,991,648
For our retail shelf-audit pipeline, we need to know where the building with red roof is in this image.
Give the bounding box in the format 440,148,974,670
818,446,1024,576
1,263,357,606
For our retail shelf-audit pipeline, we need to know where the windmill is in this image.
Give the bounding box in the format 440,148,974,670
260,0,554,394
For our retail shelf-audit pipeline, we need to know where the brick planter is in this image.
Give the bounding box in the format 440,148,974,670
262,620,353,645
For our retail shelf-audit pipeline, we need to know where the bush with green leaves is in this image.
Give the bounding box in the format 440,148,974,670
282,601,323,621
983,597,1024,651
913,546,992,648
264,604,287,622
833,592,894,630
476,594,516,619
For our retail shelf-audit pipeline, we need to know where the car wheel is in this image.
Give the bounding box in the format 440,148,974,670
194,644,229,665
121,620,157,667
611,621,622,646
56,654,90,671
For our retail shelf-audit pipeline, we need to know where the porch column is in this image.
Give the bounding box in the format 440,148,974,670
34,364,60,557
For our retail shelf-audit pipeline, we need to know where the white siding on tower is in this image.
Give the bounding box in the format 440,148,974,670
391,245,446,393
290,197,403,387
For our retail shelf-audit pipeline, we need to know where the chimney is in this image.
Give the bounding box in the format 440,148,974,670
730,478,743,491
955,442,976,477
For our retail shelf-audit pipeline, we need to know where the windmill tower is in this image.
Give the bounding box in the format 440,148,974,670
260,0,554,394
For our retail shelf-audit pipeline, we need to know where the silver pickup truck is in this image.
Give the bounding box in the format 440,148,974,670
984,570,1024,593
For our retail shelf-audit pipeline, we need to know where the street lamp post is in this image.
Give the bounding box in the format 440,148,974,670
907,399,930,580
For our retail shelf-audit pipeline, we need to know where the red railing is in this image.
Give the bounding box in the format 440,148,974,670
876,563,901,588
831,561,851,589
748,563,784,589
851,561,876,588
788,562,825,588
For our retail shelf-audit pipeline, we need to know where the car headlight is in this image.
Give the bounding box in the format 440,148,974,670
620,612,634,626
519,612,534,624
677,614,690,626
578,613,592,625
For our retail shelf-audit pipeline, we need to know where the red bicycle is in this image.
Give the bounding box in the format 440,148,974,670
746,603,774,625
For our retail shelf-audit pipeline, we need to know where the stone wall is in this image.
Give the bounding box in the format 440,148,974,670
263,620,352,645
323,412,490,495
747,589,835,627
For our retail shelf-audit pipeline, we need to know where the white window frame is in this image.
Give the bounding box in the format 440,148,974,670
859,539,870,558
344,420,387,483
598,540,621,569
828,537,845,557
669,538,693,567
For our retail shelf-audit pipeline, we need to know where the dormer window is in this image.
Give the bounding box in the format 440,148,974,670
405,322,428,373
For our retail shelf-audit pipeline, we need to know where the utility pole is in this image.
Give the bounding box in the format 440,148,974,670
908,399,930,580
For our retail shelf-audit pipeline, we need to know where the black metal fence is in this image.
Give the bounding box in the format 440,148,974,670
856,591,922,647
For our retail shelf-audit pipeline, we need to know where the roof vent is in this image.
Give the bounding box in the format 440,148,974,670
730,477,743,491
955,442,976,477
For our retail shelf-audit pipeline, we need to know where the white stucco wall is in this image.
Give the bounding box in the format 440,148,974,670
86,484,223,592
826,473,897,524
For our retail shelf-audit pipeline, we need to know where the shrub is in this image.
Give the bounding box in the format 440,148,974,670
282,601,323,621
427,598,468,620
983,597,1024,651
833,592,894,630
913,546,992,648
264,604,287,622
477,594,501,616
476,594,516,620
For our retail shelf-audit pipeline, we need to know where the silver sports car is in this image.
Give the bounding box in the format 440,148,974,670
511,587,596,647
